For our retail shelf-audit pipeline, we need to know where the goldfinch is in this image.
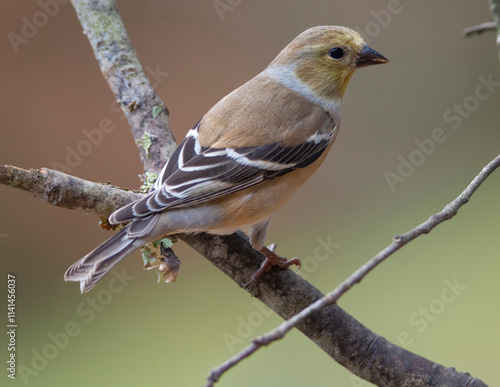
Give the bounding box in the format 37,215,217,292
65,26,389,293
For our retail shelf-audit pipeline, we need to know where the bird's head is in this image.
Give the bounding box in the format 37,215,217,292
270,26,389,102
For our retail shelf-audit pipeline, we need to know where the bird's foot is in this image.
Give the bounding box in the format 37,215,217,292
245,244,301,286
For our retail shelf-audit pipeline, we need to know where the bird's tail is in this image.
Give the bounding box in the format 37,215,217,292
64,226,140,293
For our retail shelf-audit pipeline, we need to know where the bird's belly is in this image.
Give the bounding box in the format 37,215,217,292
210,165,322,231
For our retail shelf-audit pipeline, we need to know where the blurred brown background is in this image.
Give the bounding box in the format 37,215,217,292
1,1,499,386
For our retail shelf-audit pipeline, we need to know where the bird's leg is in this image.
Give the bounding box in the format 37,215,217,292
245,244,301,286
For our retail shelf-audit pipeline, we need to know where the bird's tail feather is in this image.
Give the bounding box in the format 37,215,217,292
65,226,140,293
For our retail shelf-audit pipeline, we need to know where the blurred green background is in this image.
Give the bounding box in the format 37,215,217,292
1,1,499,386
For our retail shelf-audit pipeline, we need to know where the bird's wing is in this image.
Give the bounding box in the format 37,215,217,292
109,121,335,224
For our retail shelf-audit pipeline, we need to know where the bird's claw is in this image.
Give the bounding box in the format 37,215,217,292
244,244,301,286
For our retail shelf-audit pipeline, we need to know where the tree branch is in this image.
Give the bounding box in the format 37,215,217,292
0,165,141,217
70,0,177,173
207,155,500,386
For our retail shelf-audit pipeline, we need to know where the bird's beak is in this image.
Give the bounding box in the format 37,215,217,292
356,45,390,68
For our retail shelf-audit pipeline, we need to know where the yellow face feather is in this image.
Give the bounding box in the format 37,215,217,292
272,26,374,100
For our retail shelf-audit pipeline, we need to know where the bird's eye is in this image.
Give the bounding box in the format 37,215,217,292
329,47,344,60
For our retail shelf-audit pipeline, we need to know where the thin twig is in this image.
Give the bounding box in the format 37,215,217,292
463,21,497,37
489,0,500,60
207,154,500,386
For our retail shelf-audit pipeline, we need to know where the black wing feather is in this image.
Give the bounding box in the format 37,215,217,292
110,120,335,223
